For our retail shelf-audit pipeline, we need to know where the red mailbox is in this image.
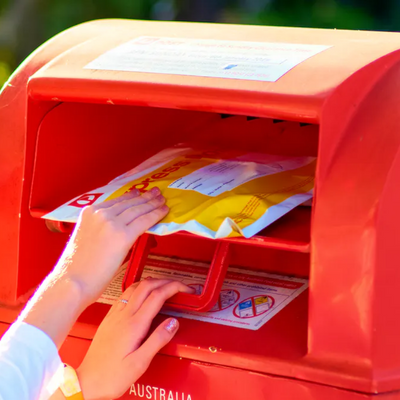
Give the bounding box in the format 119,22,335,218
2,19,400,400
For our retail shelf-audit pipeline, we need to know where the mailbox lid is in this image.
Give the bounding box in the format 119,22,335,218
28,19,400,122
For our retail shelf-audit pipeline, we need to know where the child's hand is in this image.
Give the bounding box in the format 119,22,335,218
56,188,168,305
77,279,193,400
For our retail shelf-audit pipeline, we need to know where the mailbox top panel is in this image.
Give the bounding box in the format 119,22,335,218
29,19,400,121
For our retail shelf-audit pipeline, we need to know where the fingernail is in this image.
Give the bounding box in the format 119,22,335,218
145,276,153,280
165,318,178,333
161,205,169,212
124,189,138,197
150,187,160,195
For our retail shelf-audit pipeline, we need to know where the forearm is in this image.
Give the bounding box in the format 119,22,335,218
19,271,88,349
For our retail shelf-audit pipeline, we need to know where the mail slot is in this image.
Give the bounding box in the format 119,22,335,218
2,19,400,400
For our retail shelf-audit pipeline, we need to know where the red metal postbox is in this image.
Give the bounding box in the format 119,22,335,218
2,19,400,400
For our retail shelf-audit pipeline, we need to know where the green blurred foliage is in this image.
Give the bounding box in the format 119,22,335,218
235,1,376,30
0,0,399,87
41,0,156,40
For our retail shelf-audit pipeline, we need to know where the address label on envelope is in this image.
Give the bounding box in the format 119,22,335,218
85,36,330,82
98,255,308,331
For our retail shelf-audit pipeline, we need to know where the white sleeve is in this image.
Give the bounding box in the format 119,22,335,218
0,322,64,400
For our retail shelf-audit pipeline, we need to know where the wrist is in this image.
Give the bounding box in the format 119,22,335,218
63,275,93,308
53,257,101,307
50,267,94,309
76,367,106,400
53,273,91,310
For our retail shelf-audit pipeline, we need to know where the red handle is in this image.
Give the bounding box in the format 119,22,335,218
123,233,230,312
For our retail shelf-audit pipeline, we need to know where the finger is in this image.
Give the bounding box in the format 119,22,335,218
109,187,162,216
125,278,175,315
135,281,195,321
91,190,140,211
127,318,179,374
126,205,169,238
118,195,166,225
110,282,141,314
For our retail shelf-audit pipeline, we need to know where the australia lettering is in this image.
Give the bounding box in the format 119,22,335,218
129,384,192,400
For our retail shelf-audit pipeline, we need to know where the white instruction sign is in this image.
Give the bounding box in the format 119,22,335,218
85,36,330,82
98,255,308,331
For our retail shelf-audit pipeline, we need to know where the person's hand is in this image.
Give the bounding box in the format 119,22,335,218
77,279,193,400
55,188,168,305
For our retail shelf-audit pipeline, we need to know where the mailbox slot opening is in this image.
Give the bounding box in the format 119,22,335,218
30,101,316,279
30,101,316,269
30,103,318,220
24,99,318,372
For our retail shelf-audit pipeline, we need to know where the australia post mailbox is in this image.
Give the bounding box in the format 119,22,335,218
2,19,400,400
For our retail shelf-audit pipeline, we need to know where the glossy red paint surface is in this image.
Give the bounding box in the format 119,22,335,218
2,19,400,398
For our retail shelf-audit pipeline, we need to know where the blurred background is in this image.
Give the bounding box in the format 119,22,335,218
0,0,399,87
